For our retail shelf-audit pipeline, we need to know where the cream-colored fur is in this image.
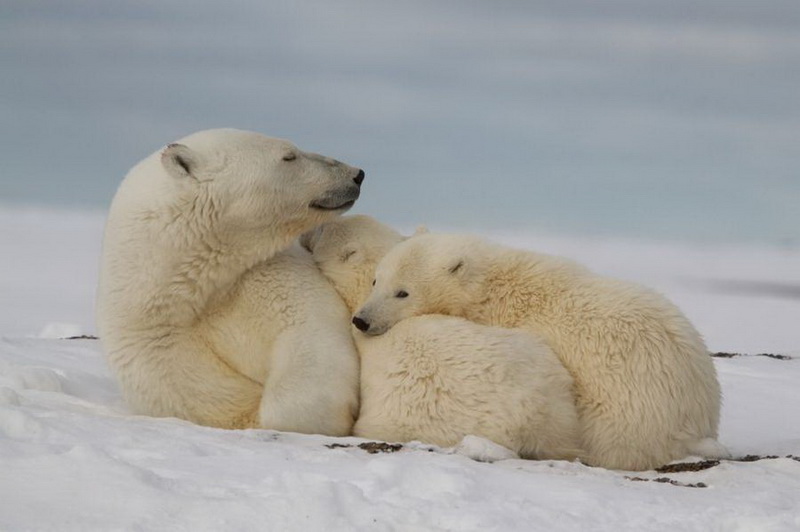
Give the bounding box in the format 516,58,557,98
97,129,363,434
356,233,727,470
303,216,583,460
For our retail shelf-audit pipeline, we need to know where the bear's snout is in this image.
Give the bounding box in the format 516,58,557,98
352,315,370,332
353,169,365,187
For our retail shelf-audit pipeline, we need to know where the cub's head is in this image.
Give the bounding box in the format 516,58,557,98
352,233,484,336
301,215,415,312
158,128,364,245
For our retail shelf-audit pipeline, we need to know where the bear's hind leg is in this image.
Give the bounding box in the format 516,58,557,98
110,335,263,430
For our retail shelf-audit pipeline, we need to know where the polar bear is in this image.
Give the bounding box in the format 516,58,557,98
302,216,583,460
354,233,727,470
97,128,364,434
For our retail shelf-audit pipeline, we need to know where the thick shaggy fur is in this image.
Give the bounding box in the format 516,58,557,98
97,129,362,434
303,216,583,460
356,233,727,470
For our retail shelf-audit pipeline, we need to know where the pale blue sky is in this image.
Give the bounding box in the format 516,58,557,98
1,0,798,244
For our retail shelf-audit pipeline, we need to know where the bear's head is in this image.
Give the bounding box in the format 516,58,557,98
301,215,419,313
352,233,484,336
146,128,364,253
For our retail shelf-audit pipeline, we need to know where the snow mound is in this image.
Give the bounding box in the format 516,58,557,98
38,322,85,339
0,338,799,531
453,434,520,462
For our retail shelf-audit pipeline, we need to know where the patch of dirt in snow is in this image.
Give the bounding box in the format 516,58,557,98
651,456,796,475
656,460,722,473
629,455,800,487
711,352,793,360
625,476,708,488
326,441,405,454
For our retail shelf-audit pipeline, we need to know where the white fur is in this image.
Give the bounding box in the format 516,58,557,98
97,128,362,434
357,233,726,470
304,216,583,460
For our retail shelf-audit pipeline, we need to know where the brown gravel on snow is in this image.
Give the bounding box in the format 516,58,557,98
326,442,404,454
711,352,792,360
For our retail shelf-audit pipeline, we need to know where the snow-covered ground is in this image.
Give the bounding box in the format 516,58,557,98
1,206,799,531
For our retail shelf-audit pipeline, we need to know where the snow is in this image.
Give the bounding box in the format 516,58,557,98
1,206,799,531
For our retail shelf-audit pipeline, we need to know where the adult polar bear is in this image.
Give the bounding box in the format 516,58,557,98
355,233,727,470
97,128,363,434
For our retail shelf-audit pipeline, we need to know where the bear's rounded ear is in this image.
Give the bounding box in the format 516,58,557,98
402,224,429,241
447,258,466,275
161,143,201,180
413,225,429,236
299,226,323,253
340,243,362,263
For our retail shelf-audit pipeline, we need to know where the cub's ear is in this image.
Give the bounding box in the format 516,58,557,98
413,225,430,236
299,226,323,253
447,257,466,275
402,224,429,241
340,243,362,263
161,143,201,180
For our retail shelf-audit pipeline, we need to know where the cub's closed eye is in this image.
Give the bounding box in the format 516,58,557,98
372,279,376,286
395,290,409,298
282,153,297,161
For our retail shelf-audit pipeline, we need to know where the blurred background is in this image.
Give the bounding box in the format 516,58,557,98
1,0,798,244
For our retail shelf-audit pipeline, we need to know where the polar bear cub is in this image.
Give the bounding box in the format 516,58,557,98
303,216,583,460
98,129,364,434
355,232,728,470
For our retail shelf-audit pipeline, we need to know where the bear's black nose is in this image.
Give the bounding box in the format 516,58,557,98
352,315,370,332
353,169,365,187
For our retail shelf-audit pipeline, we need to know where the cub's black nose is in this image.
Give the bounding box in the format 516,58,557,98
352,315,370,332
353,169,365,186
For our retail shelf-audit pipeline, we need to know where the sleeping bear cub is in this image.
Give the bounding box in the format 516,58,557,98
303,215,583,461
355,230,728,470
